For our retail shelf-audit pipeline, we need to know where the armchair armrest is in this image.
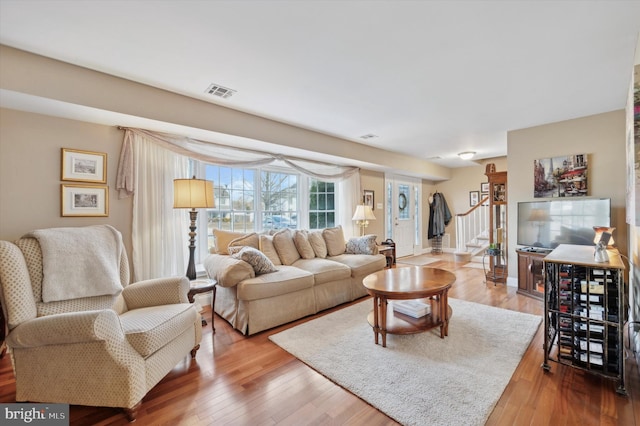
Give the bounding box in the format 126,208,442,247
122,276,190,309
7,310,124,349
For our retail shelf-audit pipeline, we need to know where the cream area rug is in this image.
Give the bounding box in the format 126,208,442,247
396,254,440,266
269,298,541,426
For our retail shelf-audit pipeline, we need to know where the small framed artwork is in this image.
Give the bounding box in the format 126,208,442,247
61,148,107,183
469,190,479,207
61,184,109,217
480,182,489,193
363,190,375,210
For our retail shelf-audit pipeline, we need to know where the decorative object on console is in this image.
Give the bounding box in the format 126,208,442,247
352,204,376,236
593,226,615,247
173,176,215,280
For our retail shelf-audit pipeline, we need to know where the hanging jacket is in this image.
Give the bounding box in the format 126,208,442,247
428,192,451,239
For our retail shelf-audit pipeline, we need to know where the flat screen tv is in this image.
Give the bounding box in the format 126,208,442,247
517,198,610,250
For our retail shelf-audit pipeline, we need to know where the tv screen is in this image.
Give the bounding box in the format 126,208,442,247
517,198,610,250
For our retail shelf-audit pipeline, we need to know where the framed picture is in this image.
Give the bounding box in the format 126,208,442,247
469,190,479,207
481,182,489,193
363,190,374,210
61,148,107,183
61,184,109,217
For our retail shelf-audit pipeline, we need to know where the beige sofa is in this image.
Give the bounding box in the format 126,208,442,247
204,226,386,335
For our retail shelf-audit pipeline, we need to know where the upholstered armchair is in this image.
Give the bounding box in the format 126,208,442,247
0,225,202,421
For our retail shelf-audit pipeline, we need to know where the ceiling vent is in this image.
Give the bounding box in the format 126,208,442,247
426,156,442,160
205,83,236,99
360,134,378,140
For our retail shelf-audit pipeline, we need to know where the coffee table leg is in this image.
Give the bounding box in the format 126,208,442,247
439,293,445,338
372,295,380,345
381,297,388,348
443,289,449,337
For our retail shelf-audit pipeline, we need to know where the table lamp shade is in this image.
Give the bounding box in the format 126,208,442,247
352,205,376,221
173,178,215,209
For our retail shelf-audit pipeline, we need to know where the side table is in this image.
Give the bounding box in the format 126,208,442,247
378,246,395,269
188,278,217,333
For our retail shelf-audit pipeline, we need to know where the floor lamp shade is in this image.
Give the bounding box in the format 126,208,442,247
174,177,215,280
173,178,215,209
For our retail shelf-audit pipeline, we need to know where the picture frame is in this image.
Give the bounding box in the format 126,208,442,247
480,182,489,193
61,184,109,217
61,148,107,183
469,190,479,207
363,190,375,210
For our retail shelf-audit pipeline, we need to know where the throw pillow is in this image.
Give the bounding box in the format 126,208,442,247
293,230,315,259
345,235,378,255
231,247,277,275
213,229,247,255
272,228,301,265
259,234,282,265
229,232,259,251
308,230,327,258
323,225,346,256
227,245,245,255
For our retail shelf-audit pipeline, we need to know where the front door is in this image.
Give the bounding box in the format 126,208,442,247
389,177,419,258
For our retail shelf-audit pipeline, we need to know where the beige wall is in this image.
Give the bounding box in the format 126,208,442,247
507,110,628,280
0,108,133,255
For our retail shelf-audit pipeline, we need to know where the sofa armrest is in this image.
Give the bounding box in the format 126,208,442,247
7,310,124,348
204,253,255,288
122,276,190,309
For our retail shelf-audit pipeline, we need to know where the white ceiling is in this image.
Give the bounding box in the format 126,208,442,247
1,0,639,169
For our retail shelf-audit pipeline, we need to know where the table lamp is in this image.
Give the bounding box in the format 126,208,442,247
174,176,215,280
352,204,376,236
528,208,551,247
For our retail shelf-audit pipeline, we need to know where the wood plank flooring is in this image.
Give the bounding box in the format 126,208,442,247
1,254,638,425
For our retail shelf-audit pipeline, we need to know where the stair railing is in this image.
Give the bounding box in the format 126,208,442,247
455,195,490,254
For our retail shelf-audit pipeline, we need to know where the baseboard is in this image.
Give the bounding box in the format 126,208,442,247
506,276,517,288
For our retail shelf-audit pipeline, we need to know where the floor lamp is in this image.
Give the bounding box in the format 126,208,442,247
174,176,215,280
352,204,376,236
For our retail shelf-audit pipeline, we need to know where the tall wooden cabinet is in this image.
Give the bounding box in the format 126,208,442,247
542,244,626,395
485,164,507,284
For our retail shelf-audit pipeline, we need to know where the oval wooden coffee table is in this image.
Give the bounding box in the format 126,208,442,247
362,266,455,347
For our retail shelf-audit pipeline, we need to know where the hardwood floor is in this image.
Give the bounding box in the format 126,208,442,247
1,254,638,425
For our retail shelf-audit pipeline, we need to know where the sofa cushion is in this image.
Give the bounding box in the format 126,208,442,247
259,234,282,265
204,254,255,287
229,232,260,251
237,266,314,301
308,230,327,258
214,230,247,255
345,235,378,255
293,230,315,259
272,229,301,265
292,258,351,284
120,303,197,358
232,247,277,275
323,225,346,256
328,253,387,277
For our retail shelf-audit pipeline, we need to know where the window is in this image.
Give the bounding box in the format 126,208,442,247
261,170,298,230
200,164,337,251
309,179,335,229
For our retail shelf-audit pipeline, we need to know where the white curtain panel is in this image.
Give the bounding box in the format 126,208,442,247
130,132,190,281
339,172,361,239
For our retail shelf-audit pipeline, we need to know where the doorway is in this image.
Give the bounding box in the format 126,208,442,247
385,175,421,258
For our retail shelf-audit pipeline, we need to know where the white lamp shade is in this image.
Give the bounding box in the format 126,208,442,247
593,226,615,246
173,178,215,208
352,205,376,221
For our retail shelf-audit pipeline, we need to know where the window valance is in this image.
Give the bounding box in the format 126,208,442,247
116,127,359,198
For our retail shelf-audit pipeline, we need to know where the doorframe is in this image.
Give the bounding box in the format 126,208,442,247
384,174,423,257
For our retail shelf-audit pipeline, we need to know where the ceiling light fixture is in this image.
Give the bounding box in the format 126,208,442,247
458,151,476,160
